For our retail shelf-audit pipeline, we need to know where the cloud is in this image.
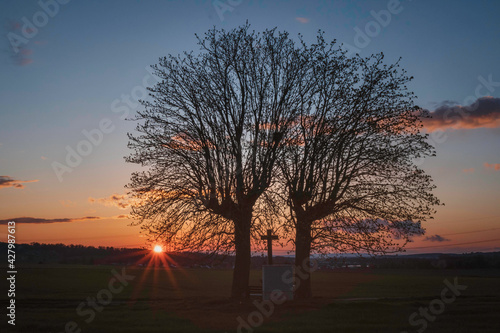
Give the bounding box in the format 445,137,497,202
424,234,451,242
88,193,136,209
20,48,33,56
41,156,47,160
295,17,309,23
59,200,76,207
0,176,39,189
17,58,34,66
0,216,100,225
0,215,129,225
423,97,500,132
462,168,475,173
6,20,34,66
428,100,459,107
484,162,500,171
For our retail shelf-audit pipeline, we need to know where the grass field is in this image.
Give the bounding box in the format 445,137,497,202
2,264,499,332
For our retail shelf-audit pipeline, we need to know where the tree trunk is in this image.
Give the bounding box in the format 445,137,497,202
230,210,252,299
294,221,312,299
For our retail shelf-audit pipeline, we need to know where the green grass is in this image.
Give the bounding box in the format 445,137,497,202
2,265,499,332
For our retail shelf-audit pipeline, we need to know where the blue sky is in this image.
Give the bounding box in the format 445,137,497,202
1,0,499,252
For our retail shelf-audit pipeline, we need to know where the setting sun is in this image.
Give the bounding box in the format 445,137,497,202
153,245,163,253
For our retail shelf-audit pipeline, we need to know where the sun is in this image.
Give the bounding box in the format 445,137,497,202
153,245,163,253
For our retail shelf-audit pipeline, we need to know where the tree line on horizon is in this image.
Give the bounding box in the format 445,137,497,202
4,242,499,270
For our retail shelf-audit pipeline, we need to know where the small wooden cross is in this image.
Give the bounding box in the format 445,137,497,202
261,229,279,265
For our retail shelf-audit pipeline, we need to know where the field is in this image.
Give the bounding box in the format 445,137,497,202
2,264,500,332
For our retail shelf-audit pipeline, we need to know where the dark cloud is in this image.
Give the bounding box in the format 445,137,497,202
428,100,459,107
424,234,451,242
0,216,101,225
0,215,131,224
423,97,500,132
0,176,39,189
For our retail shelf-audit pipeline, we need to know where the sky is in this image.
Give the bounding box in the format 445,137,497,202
0,0,499,254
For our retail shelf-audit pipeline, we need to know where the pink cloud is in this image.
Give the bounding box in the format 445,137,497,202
462,168,475,173
59,200,76,207
18,58,33,66
484,162,500,171
20,49,33,56
88,193,137,209
10,21,21,30
295,17,309,24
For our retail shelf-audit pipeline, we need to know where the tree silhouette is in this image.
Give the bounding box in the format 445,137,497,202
278,36,441,298
126,25,314,299
127,25,441,300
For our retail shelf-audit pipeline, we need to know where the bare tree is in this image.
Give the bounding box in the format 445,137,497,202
126,25,314,299
278,36,441,299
